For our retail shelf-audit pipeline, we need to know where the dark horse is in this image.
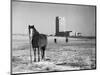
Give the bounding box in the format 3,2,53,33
28,25,47,62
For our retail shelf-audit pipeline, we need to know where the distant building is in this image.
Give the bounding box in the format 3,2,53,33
55,16,72,37
77,32,82,36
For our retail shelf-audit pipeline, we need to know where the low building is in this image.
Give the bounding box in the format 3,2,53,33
55,31,72,37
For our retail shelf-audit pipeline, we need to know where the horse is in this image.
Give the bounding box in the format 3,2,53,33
28,25,47,62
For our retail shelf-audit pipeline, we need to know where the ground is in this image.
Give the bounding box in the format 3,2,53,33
12,35,96,74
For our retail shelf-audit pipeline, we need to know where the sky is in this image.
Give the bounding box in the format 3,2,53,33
12,1,96,36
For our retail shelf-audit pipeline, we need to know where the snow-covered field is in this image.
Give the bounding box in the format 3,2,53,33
12,35,96,74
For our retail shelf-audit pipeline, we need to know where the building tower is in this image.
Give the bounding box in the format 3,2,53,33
55,16,72,37
55,16,59,35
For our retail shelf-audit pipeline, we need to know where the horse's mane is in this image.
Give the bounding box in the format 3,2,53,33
33,27,39,34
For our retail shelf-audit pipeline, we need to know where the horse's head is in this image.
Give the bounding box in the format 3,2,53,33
29,25,39,37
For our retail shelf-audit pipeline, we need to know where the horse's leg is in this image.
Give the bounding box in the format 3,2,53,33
43,48,45,60
41,48,43,60
41,46,46,60
38,47,40,62
34,48,36,62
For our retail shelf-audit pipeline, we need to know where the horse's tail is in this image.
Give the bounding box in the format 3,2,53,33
41,45,46,59
41,46,46,50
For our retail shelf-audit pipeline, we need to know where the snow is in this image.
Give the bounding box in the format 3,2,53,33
12,35,96,74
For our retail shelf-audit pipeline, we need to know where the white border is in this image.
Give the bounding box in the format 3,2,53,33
0,0,99,75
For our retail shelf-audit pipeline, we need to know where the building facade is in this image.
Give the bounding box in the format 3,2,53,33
55,16,72,37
